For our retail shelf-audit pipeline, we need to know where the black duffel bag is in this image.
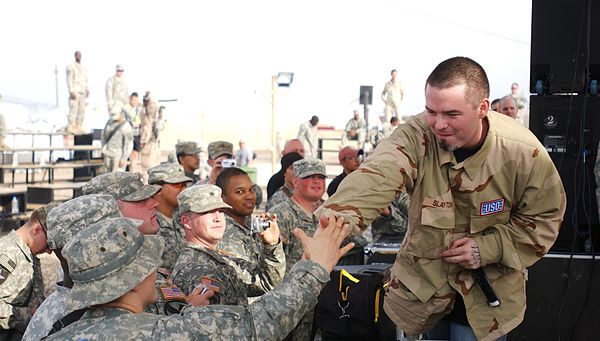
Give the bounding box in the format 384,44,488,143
313,267,397,341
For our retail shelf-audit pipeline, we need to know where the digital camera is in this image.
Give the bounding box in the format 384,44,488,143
221,159,236,168
251,216,271,233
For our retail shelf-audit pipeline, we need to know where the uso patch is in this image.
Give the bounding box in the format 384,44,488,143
480,198,505,216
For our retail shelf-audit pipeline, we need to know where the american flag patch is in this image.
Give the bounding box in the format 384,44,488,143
480,198,505,216
160,285,187,301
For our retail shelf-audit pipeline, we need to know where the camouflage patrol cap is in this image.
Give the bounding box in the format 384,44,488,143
63,217,164,311
147,163,193,185
115,64,124,71
82,172,161,202
207,141,233,160
175,141,202,155
293,158,327,179
46,194,127,250
177,184,231,214
34,201,60,232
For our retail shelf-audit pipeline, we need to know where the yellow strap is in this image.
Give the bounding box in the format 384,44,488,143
374,288,380,323
338,269,360,301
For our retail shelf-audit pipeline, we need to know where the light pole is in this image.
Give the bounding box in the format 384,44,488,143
270,72,294,174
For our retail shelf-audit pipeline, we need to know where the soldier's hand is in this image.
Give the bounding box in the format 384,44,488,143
293,215,354,272
119,159,127,168
439,237,482,269
70,92,76,100
188,285,214,307
258,213,280,246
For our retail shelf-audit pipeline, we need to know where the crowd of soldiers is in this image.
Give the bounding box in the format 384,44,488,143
0,54,598,341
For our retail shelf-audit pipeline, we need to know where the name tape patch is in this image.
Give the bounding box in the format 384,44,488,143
480,198,505,216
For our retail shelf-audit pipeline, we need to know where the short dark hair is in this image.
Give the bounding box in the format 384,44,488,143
130,92,139,98
391,69,397,75
390,117,399,124
491,98,501,106
425,57,489,109
216,168,249,193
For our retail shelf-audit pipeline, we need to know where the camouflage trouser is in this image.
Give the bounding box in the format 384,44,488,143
140,141,160,183
284,308,315,341
68,92,86,125
103,155,125,173
383,102,401,122
341,130,366,148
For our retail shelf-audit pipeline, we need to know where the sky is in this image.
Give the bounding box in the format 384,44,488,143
0,0,532,149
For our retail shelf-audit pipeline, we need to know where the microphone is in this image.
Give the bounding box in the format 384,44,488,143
474,268,500,307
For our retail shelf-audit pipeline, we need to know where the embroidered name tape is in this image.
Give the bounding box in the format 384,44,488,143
480,198,505,216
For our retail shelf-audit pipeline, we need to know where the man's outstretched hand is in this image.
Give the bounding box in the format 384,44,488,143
293,215,354,272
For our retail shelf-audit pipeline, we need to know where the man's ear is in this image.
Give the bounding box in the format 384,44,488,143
207,159,214,167
478,98,490,119
181,214,191,230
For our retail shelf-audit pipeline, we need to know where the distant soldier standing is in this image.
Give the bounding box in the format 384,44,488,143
297,116,319,158
105,64,128,115
381,69,404,122
0,94,8,150
66,51,89,134
140,92,164,182
101,106,133,172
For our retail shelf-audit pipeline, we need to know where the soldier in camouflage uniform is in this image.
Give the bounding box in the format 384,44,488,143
82,172,183,315
101,105,133,172
381,69,405,122
175,141,203,182
0,94,8,150
198,140,234,185
265,152,303,211
105,64,128,115
22,194,125,341
268,158,328,341
341,110,366,147
147,163,193,271
318,57,566,341
139,93,165,182
46,210,355,340
297,116,319,158
65,51,89,134
173,184,285,306
215,168,286,300
0,205,55,339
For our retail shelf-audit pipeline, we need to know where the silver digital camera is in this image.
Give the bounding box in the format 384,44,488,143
251,216,271,233
221,159,236,168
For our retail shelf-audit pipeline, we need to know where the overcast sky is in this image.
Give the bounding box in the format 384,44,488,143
0,0,532,146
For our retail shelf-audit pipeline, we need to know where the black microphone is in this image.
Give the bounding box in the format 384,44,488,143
474,268,500,307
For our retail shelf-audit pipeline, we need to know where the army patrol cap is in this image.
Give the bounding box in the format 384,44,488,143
207,141,233,160
63,217,164,311
177,184,231,214
175,141,202,156
46,194,129,250
293,158,327,179
148,163,193,185
82,172,161,202
34,201,60,232
116,64,124,71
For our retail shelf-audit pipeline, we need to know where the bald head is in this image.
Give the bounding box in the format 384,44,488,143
282,139,305,157
499,95,518,119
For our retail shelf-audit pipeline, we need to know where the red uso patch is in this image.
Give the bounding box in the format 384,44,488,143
480,198,505,216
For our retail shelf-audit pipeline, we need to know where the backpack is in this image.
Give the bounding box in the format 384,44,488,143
313,266,397,340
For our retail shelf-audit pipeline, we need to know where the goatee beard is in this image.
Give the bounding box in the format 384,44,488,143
439,139,457,152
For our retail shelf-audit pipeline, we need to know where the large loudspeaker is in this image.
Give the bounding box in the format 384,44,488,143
73,133,96,181
529,96,600,252
530,0,600,94
508,254,600,340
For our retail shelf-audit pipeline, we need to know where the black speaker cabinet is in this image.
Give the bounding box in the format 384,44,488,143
73,133,96,181
530,0,600,94
508,253,600,340
359,86,373,105
529,96,600,252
